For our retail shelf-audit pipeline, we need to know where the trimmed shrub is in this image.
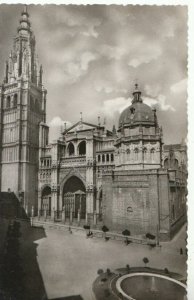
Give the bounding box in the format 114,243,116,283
107,268,111,276
146,233,155,240
97,269,103,275
143,257,149,267
164,268,169,274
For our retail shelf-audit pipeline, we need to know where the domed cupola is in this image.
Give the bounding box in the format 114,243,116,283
118,84,156,130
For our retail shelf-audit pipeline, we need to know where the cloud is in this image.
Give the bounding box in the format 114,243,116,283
64,51,98,84
49,116,72,128
99,44,126,60
94,81,128,94
170,78,187,94
143,95,175,112
101,97,131,117
128,41,162,68
49,116,72,142
144,84,161,98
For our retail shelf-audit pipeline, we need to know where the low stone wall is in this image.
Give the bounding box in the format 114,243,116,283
32,219,157,246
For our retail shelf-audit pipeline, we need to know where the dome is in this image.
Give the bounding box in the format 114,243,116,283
118,84,156,128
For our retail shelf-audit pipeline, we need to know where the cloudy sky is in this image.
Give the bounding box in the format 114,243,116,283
0,4,187,143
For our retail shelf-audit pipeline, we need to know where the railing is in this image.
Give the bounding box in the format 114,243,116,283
61,156,86,167
36,210,103,226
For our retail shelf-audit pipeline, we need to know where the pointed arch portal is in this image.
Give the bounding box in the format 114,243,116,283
41,186,51,215
62,176,86,219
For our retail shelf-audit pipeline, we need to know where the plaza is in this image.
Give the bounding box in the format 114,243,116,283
4,219,185,300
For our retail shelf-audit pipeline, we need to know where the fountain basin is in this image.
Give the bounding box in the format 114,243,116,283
116,272,187,300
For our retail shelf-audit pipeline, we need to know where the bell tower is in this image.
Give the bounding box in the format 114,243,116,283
0,6,47,213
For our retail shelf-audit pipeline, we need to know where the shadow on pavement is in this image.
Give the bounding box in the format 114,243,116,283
0,218,48,300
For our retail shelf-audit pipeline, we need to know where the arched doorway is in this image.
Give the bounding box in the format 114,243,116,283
63,176,86,219
41,186,51,215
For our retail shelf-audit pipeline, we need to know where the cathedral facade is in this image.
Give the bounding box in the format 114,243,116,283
0,7,187,241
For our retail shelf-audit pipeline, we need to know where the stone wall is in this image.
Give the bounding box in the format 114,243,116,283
102,170,160,236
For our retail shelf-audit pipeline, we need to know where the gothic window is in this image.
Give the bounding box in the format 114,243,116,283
78,141,86,155
143,148,147,161
13,94,18,107
174,159,179,169
68,142,75,156
164,158,169,169
102,154,105,163
106,154,109,162
134,148,139,161
150,148,155,161
98,155,101,162
111,153,114,162
35,99,39,111
30,95,34,110
6,96,11,108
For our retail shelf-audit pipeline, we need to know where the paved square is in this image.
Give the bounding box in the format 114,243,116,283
24,224,186,300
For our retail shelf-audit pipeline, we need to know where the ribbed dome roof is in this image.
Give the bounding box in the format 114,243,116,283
118,84,156,128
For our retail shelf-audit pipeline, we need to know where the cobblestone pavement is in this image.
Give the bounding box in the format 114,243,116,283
34,224,187,300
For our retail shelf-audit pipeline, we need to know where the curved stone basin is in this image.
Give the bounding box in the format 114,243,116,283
116,272,187,300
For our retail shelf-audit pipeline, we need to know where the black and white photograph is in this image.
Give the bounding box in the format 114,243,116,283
0,3,190,300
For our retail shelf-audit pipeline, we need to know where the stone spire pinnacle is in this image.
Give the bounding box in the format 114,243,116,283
18,4,31,34
3,5,41,85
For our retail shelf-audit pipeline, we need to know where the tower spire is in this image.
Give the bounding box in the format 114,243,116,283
18,4,31,34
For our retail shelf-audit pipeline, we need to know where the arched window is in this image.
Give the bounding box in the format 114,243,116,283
98,155,101,162
6,96,11,108
126,149,130,155
143,148,147,161
164,158,169,169
30,95,34,110
102,154,105,163
150,148,155,161
111,153,114,162
134,148,139,161
35,99,39,111
106,154,109,162
78,141,86,155
13,94,17,107
68,142,75,156
174,159,179,169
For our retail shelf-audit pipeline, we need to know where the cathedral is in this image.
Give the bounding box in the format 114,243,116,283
0,7,187,241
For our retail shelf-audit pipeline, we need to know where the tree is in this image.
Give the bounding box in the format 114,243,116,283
143,257,149,267
101,225,109,239
122,229,131,245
